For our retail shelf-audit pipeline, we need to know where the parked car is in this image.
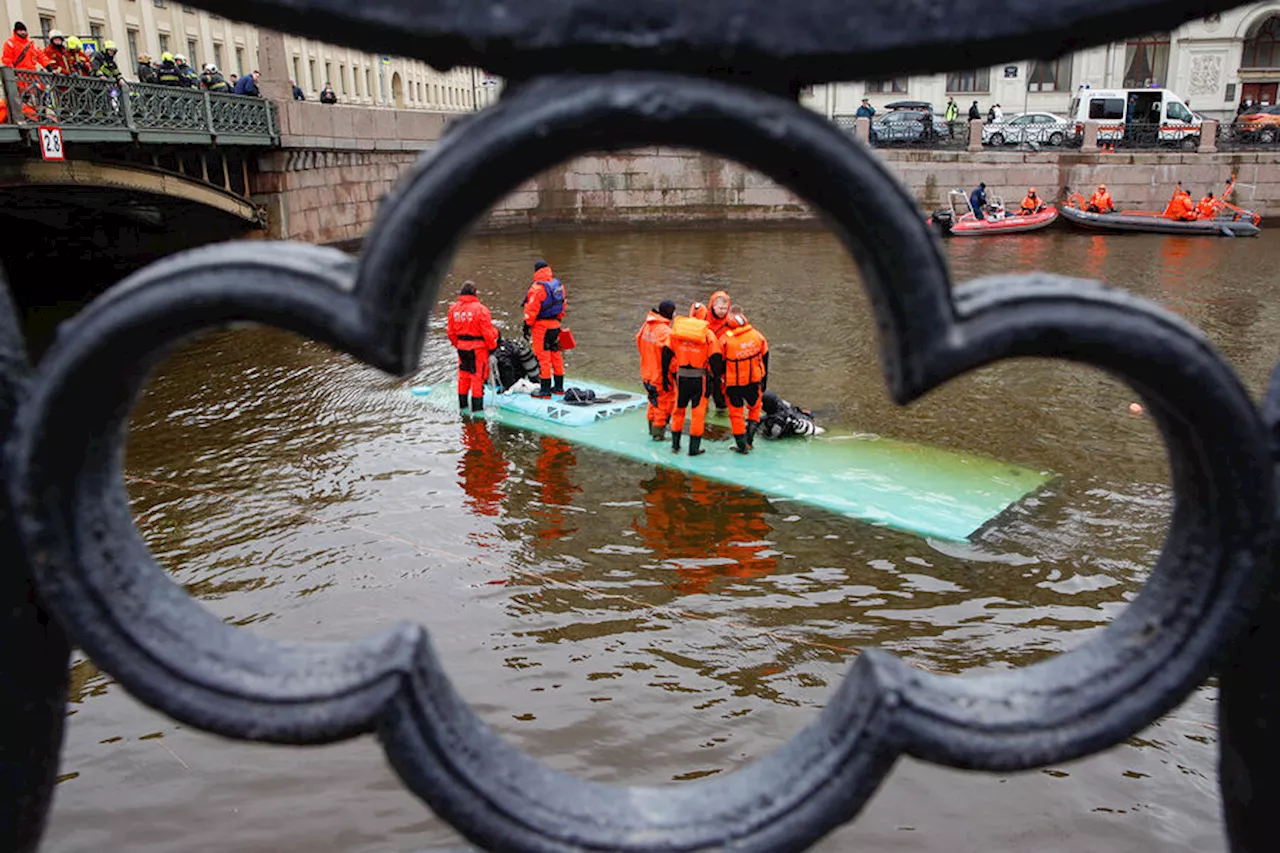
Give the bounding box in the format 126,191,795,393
983,112,1071,146
869,109,951,144
1235,104,1280,143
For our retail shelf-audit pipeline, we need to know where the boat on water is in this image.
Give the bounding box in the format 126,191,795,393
1061,175,1261,237
928,189,1058,237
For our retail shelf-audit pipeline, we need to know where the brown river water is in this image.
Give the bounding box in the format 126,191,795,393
40,226,1280,852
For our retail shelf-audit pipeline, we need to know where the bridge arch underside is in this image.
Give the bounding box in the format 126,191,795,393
0,160,263,345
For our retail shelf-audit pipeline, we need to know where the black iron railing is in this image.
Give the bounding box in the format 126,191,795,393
0,68,278,145
2,1,1277,852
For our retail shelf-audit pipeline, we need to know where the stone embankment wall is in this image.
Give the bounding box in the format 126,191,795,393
254,113,1280,243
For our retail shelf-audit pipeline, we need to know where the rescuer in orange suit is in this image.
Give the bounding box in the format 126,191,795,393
664,306,724,456
720,308,769,454
1019,187,1045,215
445,281,500,414
1086,184,1114,213
1196,191,1219,220
522,260,566,399
636,299,677,440
705,290,733,411
1163,187,1197,221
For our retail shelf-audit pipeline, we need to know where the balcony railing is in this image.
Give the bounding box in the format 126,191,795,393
0,68,278,146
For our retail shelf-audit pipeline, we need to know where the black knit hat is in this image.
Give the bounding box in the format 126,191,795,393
657,300,676,320
533,259,549,271
14,21,26,32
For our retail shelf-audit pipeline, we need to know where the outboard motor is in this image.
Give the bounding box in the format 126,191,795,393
929,208,954,237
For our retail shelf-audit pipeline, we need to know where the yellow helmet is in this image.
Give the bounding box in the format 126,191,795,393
103,40,117,51
66,36,81,51
161,51,174,63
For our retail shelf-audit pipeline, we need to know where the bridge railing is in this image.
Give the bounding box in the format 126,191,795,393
0,67,278,147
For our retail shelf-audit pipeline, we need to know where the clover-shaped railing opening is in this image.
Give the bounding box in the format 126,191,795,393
6,56,1275,852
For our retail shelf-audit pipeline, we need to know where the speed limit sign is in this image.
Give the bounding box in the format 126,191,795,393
38,126,64,161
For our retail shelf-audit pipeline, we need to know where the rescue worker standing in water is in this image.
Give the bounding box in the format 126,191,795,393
522,260,566,399
705,290,732,411
636,300,676,440
721,308,769,454
446,281,500,414
664,305,723,457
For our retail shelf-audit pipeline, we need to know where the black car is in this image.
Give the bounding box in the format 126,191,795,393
869,109,951,144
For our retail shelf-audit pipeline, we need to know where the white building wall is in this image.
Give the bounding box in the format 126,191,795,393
803,4,1280,122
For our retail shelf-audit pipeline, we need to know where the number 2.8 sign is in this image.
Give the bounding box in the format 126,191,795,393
39,126,64,161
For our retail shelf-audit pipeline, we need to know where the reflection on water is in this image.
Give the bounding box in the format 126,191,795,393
41,228,1280,853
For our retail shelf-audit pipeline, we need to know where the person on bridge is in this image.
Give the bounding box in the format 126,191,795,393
3,22,43,72
522,260,567,399
174,55,199,87
233,69,261,96
1163,186,1197,221
855,98,875,119
40,31,74,76
446,281,500,415
320,83,338,104
1019,188,1046,215
1196,191,1219,220
200,64,230,92
968,100,981,121
721,309,769,454
665,306,723,457
154,53,184,86
291,80,305,100
968,182,988,220
93,41,122,82
136,54,157,84
636,300,676,441
1087,184,1114,213
65,37,93,76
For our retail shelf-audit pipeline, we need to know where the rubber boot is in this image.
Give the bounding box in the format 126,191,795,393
532,378,552,399
551,374,565,396
649,423,666,441
471,396,485,414
458,393,470,412
746,420,759,449
688,435,705,457
732,434,750,454
671,431,682,454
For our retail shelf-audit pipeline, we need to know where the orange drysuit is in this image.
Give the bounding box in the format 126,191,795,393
446,293,499,405
1196,196,1219,219
636,309,674,433
721,319,769,451
1164,190,1196,221
665,314,723,455
1088,188,1114,213
2,31,43,71
40,44,74,76
705,290,732,410
523,266,566,385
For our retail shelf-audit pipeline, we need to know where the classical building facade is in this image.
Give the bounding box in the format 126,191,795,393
2,0,497,110
803,3,1280,121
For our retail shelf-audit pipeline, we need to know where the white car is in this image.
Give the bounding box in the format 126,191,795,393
983,112,1071,146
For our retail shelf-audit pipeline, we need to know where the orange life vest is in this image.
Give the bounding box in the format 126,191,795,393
636,310,671,385
722,323,768,386
1196,197,1218,219
669,315,716,371
1089,190,1113,212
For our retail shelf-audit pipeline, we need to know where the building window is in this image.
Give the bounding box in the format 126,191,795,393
309,59,317,90
340,65,347,94
153,0,166,7
158,33,170,54
325,62,333,89
365,69,372,100
1123,33,1170,88
1242,16,1280,69
90,23,104,40
1027,57,1072,92
187,39,197,65
946,69,991,93
235,47,244,76
38,17,53,39
292,56,301,86
213,43,224,70
127,29,140,67
865,78,908,94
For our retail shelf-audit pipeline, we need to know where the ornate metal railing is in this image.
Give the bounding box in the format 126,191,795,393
2,1,1278,852
0,67,278,146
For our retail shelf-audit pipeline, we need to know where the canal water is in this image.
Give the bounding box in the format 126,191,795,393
43,227,1280,852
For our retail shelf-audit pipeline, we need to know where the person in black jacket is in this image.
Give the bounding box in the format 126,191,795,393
291,80,305,100
319,83,337,104
968,100,981,121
